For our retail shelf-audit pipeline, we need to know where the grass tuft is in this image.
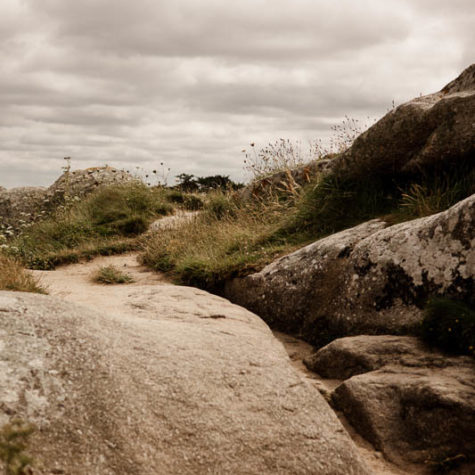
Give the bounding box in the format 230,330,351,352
0,254,46,293
0,419,35,475
92,265,134,285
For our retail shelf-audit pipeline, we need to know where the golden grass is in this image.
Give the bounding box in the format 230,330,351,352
0,254,46,294
140,193,304,290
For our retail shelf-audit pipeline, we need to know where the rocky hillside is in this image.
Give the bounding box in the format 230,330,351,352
0,166,135,232
1,65,474,474
224,65,475,473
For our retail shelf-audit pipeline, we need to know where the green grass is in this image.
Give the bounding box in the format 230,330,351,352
421,298,475,357
6,182,173,269
92,265,134,284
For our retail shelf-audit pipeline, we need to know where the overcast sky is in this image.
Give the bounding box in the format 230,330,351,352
1,0,473,188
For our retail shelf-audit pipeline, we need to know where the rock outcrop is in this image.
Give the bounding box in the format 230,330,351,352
0,166,135,232
238,64,474,202
225,194,475,347
306,336,475,471
0,290,370,474
332,64,475,180
48,166,135,200
0,186,48,232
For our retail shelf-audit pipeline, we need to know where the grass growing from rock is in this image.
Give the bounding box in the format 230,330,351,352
421,298,475,357
7,182,174,269
0,254,45,294
92,265,134,284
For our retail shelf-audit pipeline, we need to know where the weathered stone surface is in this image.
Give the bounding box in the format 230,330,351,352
307,335,475,471
0,186,48,231
0,290,369,474
305,335,473,379
225,195,475,347
48,165,135,199
239,65,474,203
332,64,475,179
225,219,386,339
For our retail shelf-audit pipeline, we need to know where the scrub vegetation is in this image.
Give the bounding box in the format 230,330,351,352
3,182,174,269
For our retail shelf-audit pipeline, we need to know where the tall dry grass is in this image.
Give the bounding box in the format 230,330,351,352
0,254,46,293
140,191,301,291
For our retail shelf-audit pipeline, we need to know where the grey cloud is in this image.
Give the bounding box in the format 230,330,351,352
0,0,473,187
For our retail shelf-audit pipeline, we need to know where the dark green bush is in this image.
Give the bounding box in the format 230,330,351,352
288,171,394,236
421,298,475,356
205,193,238,220
183,194,204,211
165,190,185,204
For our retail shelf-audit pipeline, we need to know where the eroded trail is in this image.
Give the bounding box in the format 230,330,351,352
32,251,407,475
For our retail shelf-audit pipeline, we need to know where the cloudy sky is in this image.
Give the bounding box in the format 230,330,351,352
1,0,473,187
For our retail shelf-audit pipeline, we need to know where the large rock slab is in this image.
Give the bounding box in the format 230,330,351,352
333,366,475,469
305,335,473,379
0,290,369,474
225,219,386,341
239,65,474,203
225,195,474,347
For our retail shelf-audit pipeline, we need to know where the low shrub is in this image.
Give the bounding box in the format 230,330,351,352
183,194,204,211
420,298,475,356
204,192,238,220
92,265,134,284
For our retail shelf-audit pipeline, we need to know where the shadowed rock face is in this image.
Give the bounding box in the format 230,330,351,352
307,336,475,470
0,290,370,475
225,194,474,347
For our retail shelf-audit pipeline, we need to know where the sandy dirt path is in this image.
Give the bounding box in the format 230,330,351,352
32,251,409,475
32,253,168,315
